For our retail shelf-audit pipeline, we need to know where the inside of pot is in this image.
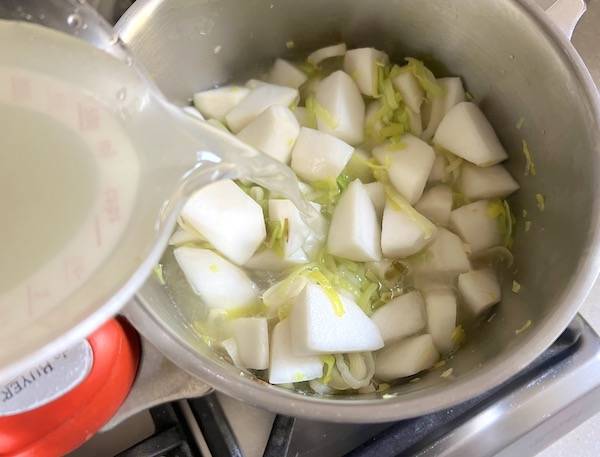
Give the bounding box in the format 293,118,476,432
126,0,599,408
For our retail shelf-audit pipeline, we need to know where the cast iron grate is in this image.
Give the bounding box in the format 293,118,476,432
115,322,582,457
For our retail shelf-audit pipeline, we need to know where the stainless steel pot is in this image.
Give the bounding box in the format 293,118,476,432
117,0,600,422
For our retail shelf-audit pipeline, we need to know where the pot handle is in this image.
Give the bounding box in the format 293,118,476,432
101,326,213,431
545,0,587,40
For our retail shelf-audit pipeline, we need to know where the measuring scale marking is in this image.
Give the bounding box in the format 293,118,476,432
0,66,140,324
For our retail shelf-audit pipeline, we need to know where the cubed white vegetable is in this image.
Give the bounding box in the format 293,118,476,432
263,276,309,318
373,134,435,204
221,338,243,367
392,72,424,113
315,71,365,145
449,200,502,253
293,107,315,128
412,228,471,283
193,86,250,122
307,43,347,65
290,283,384,355
428,154,448,184
173,247,258,310
458,163,520,200
422,77,466,140
343,47,389,97
381,202,436,258
244,247,307,271
269,319,323,384
434,102,508,166
236,105,300,163
225,83,299,132
268,59,308,89
181,180,266,264
375,334,439,381
231,318,269,369
424,289,457,354
269,199,311,261
290,127,354,182
371,291,426,343
364,182,385,218
440,77,466,114
327,180,382,262
415,185,453,226
458,269,501,317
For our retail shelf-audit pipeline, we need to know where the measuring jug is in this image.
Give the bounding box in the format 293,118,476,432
0,0,308,382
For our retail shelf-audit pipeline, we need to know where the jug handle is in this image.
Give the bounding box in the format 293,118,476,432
545,0,587,40
101,317,213,430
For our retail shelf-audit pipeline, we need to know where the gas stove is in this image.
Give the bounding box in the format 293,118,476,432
68,314,600,457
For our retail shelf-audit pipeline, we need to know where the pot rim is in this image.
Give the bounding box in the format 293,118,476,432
119,0,600,422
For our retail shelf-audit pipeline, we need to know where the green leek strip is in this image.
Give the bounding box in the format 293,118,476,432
305,108,318,129
376,64,388,100
487,199,504,218
223,302,266,320
382,78,398,109
336,173,351,192
522,140,537,176
338,258,361,273
309,175,350,217
317,249,338,273
305,95,338,129
265,218,289,257
297,61,320,77
452,191,469,208
512,280,521,294
304,269,345,317
515,319,532,335
287,250,404,318
403,57,445,99
153,264,166,285
320,355,336,384
357,282,379,315
379,122,407,138
451,325,466,348
487,199,514,249
436,147,464,183
393,107,409,125
535,193,545,211
369,65,414,144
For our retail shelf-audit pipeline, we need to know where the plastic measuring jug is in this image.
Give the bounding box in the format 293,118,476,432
0,0,310,381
